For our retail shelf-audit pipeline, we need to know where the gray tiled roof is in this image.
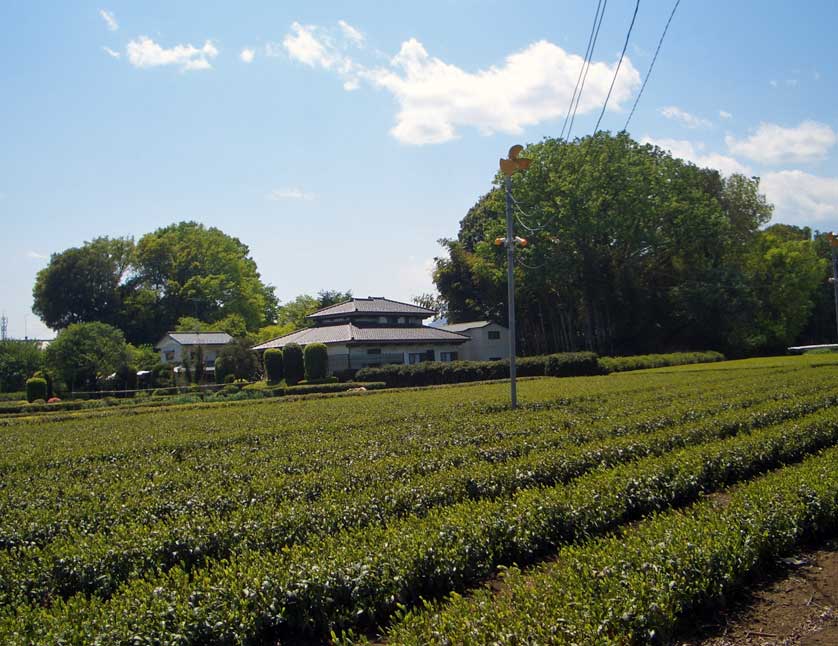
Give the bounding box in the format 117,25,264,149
308,297,436,319
161,332,234,347
252,324,468,350
438,320,493,333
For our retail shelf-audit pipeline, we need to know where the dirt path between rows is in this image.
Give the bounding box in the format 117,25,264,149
677,537,838,646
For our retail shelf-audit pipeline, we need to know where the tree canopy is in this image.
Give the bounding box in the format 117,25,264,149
44,322,128,391
32,222,279,345
433,132,827,356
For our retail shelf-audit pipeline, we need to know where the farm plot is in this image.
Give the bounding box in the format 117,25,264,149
1,355,837,644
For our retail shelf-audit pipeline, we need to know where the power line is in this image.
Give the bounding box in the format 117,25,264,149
565,0,609,141
559,0,606,141
623,0,682,132
590,0,640,137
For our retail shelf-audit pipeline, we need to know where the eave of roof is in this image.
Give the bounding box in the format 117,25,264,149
251,323,468,350
307,297,436,319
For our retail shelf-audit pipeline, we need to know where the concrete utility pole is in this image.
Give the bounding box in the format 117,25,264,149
498,145,531,409
829,233,838,341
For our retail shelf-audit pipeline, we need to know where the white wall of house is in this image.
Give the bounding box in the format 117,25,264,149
158,342,223,367
322,343,466,373
457,323,509,361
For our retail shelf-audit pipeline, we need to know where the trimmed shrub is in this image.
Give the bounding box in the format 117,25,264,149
304,343,329,381
223,373,236,384
263,349,284,384
284,343,304,386
598,351,725,373
31,370,54,399
25,377,48,403
355,353,602,388
545,352,602,377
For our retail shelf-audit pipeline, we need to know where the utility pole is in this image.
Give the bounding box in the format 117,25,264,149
498,145,531,409
829,233,838,340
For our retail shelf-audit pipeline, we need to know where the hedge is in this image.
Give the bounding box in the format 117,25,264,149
355,353,602,387
599,350,725,373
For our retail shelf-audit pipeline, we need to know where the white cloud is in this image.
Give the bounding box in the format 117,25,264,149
769,79,778,87
283,22,338,68
719,110,732,120
761,170,838,225
641,136,752,176
102,46,120,59
280,22,640,145
659,106,712,129
99,9,118,31
267,188,315,201
27,251,48,260
725,121,837,165
338,20,365,47
126,36,219,72
240,48,255,63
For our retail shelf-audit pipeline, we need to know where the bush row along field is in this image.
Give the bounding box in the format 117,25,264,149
383,446,838,645
0,355,836,643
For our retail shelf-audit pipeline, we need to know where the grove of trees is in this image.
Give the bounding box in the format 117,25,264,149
432,132,831,357
33,222,279,345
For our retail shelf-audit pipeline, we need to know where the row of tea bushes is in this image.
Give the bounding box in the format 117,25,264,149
385,445,838,644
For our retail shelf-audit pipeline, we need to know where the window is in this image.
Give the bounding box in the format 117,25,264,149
164,350,175,362
408,352,425,364
367,348,381,355
397,316,406,324
488,330,501,340
378,316,388,324
440,352,458,362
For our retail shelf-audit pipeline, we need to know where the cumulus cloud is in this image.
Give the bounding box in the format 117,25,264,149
282,22,640,145
659,106,712,129
102,46,120,59
126,36,219,72
761,170,838,224
725,121,837,165
719,110,732,120
267,188,315,201
641,136,752,177
240,48,255,63
338,20,365,47
99,9,118,31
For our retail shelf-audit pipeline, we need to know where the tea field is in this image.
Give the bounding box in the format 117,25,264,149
1,355,838,644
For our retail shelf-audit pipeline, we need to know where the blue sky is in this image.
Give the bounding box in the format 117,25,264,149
2,1,837,339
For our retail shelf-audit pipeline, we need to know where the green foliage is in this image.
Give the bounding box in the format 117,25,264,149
263,348,284,384
276,291,353,331
2,357,838,643
283,343,304,385
599,350,725,373
303,343,329,381
25,377,47,402
356,353,601,387
44,322,128,391
32,236,133,331
433,132,824,357
0,340,43,392
125,344,158,371
213,340,258,383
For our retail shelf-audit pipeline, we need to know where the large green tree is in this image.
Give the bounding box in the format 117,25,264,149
32,222,279,345
44,322,128,391
132,222,277,336
0,341,43,392
32,237,134,330
433,132,784,356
